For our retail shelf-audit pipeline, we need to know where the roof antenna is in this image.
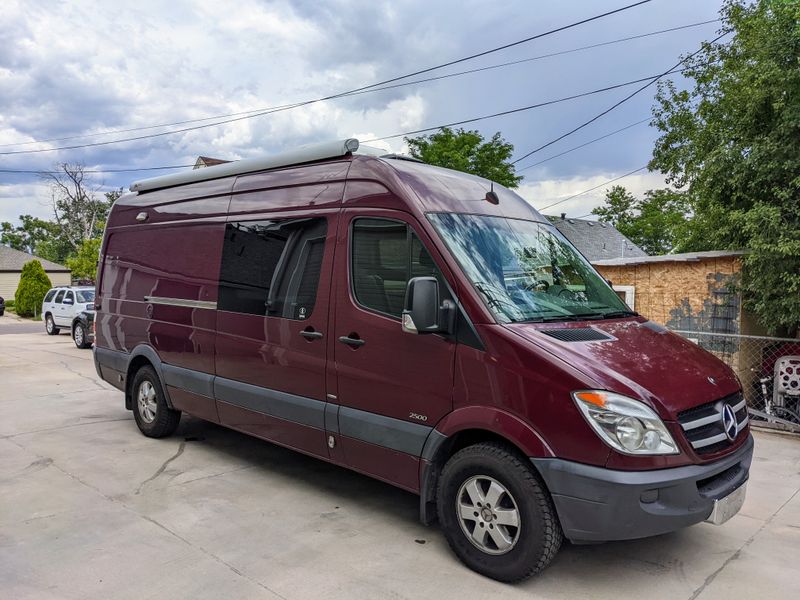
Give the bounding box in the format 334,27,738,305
485,181,499,205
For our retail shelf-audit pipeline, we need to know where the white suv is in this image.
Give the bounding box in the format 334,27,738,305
42,286,95,336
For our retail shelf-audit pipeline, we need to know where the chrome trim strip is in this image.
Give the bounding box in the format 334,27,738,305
143,296,217,310
681,412,720,431
732,398,747,413
691,432,727,449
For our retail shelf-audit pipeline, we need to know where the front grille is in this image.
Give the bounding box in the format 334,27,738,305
677,392,749,455
540,328,613,342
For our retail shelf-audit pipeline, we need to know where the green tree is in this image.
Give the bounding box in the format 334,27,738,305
405,127,522,188
1,215,72,263
592,185,637,232
1,215,60,256
14,260,52,318
650,0,800,334
66,238,102,282
592,186,690,255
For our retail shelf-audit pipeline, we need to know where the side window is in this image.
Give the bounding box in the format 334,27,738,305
53,290,65,303
351,218,444,318
218,218,327,319
63,291,74,304
44,290,56,303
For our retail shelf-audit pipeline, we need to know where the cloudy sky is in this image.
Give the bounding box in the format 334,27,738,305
0,0,724,226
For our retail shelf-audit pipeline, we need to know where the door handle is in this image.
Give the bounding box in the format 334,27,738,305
300,330,324,340
338,335,365,347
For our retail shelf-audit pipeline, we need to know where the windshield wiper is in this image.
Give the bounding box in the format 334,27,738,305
601,310,638,319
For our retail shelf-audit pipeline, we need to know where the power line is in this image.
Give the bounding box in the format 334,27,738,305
362,68,688,143
0,165,193,175
517,117,651,173
512,30,730,164
0,15,714,150
0,1,655,156
0,70,684,175
536,165,649,212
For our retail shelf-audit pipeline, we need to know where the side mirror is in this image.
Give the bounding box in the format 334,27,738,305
402,277,455,335
63,298,74,305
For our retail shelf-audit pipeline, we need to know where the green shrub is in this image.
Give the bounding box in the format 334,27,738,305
14,260,52,318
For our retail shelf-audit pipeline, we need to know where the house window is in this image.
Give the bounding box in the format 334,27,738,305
612,285,635,310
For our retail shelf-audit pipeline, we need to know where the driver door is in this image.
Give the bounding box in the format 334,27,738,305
330,209,456,491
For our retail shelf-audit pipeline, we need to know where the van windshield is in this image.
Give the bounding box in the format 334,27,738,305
428,213,633,323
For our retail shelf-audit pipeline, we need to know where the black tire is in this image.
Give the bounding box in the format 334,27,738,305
72,322,91,349
130,366,181,438
437,442,562,582
45,314,60,335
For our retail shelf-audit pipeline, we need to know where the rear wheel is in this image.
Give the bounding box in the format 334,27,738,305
45,314,60,335
130,366,181,438
73,322,90,349
437,442,562,582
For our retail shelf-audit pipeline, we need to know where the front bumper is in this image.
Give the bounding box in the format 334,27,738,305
532,433,754,543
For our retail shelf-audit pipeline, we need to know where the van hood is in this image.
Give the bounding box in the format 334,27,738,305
505,318,739,420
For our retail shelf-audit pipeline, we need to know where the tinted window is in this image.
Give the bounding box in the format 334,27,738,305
53,290,65,303
351,218,442,318
44,290,57,303
76,290,95,303
63,291,74,303
218,218,327,319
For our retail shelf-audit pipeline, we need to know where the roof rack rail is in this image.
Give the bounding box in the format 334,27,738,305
130,138,361,193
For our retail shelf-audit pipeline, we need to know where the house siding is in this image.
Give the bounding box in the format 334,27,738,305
0,271,71,300
595,256,742,333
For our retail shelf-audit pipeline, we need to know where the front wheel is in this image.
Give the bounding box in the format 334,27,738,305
45,314,60,335
130,366,181,438
437,442,562,582
73,323,90,349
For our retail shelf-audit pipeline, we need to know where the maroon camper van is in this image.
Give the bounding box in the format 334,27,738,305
94,139,753,581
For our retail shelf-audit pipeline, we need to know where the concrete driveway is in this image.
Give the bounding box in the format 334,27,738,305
1,326,799,600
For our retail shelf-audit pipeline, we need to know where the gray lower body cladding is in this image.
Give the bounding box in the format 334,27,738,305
532,434,754,543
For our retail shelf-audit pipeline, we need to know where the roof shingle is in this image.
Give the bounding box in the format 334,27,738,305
0,245,70,272
546,216,647,262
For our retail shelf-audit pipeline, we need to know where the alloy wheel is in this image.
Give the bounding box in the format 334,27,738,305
137,381,158,423
456,475,521,555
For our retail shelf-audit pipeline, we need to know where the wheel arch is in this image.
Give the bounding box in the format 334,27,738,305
124,345,174,411
418,407,555,525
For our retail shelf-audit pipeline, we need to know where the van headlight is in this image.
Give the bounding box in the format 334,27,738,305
572,391,679,455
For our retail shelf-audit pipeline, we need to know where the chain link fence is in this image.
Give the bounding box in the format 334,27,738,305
670,330,800,432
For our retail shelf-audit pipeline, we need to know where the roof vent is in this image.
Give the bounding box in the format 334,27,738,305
540,328,614,342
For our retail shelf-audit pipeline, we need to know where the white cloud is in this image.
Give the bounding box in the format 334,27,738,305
517,170,669,219
0,0,723,227
0,182,53,223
